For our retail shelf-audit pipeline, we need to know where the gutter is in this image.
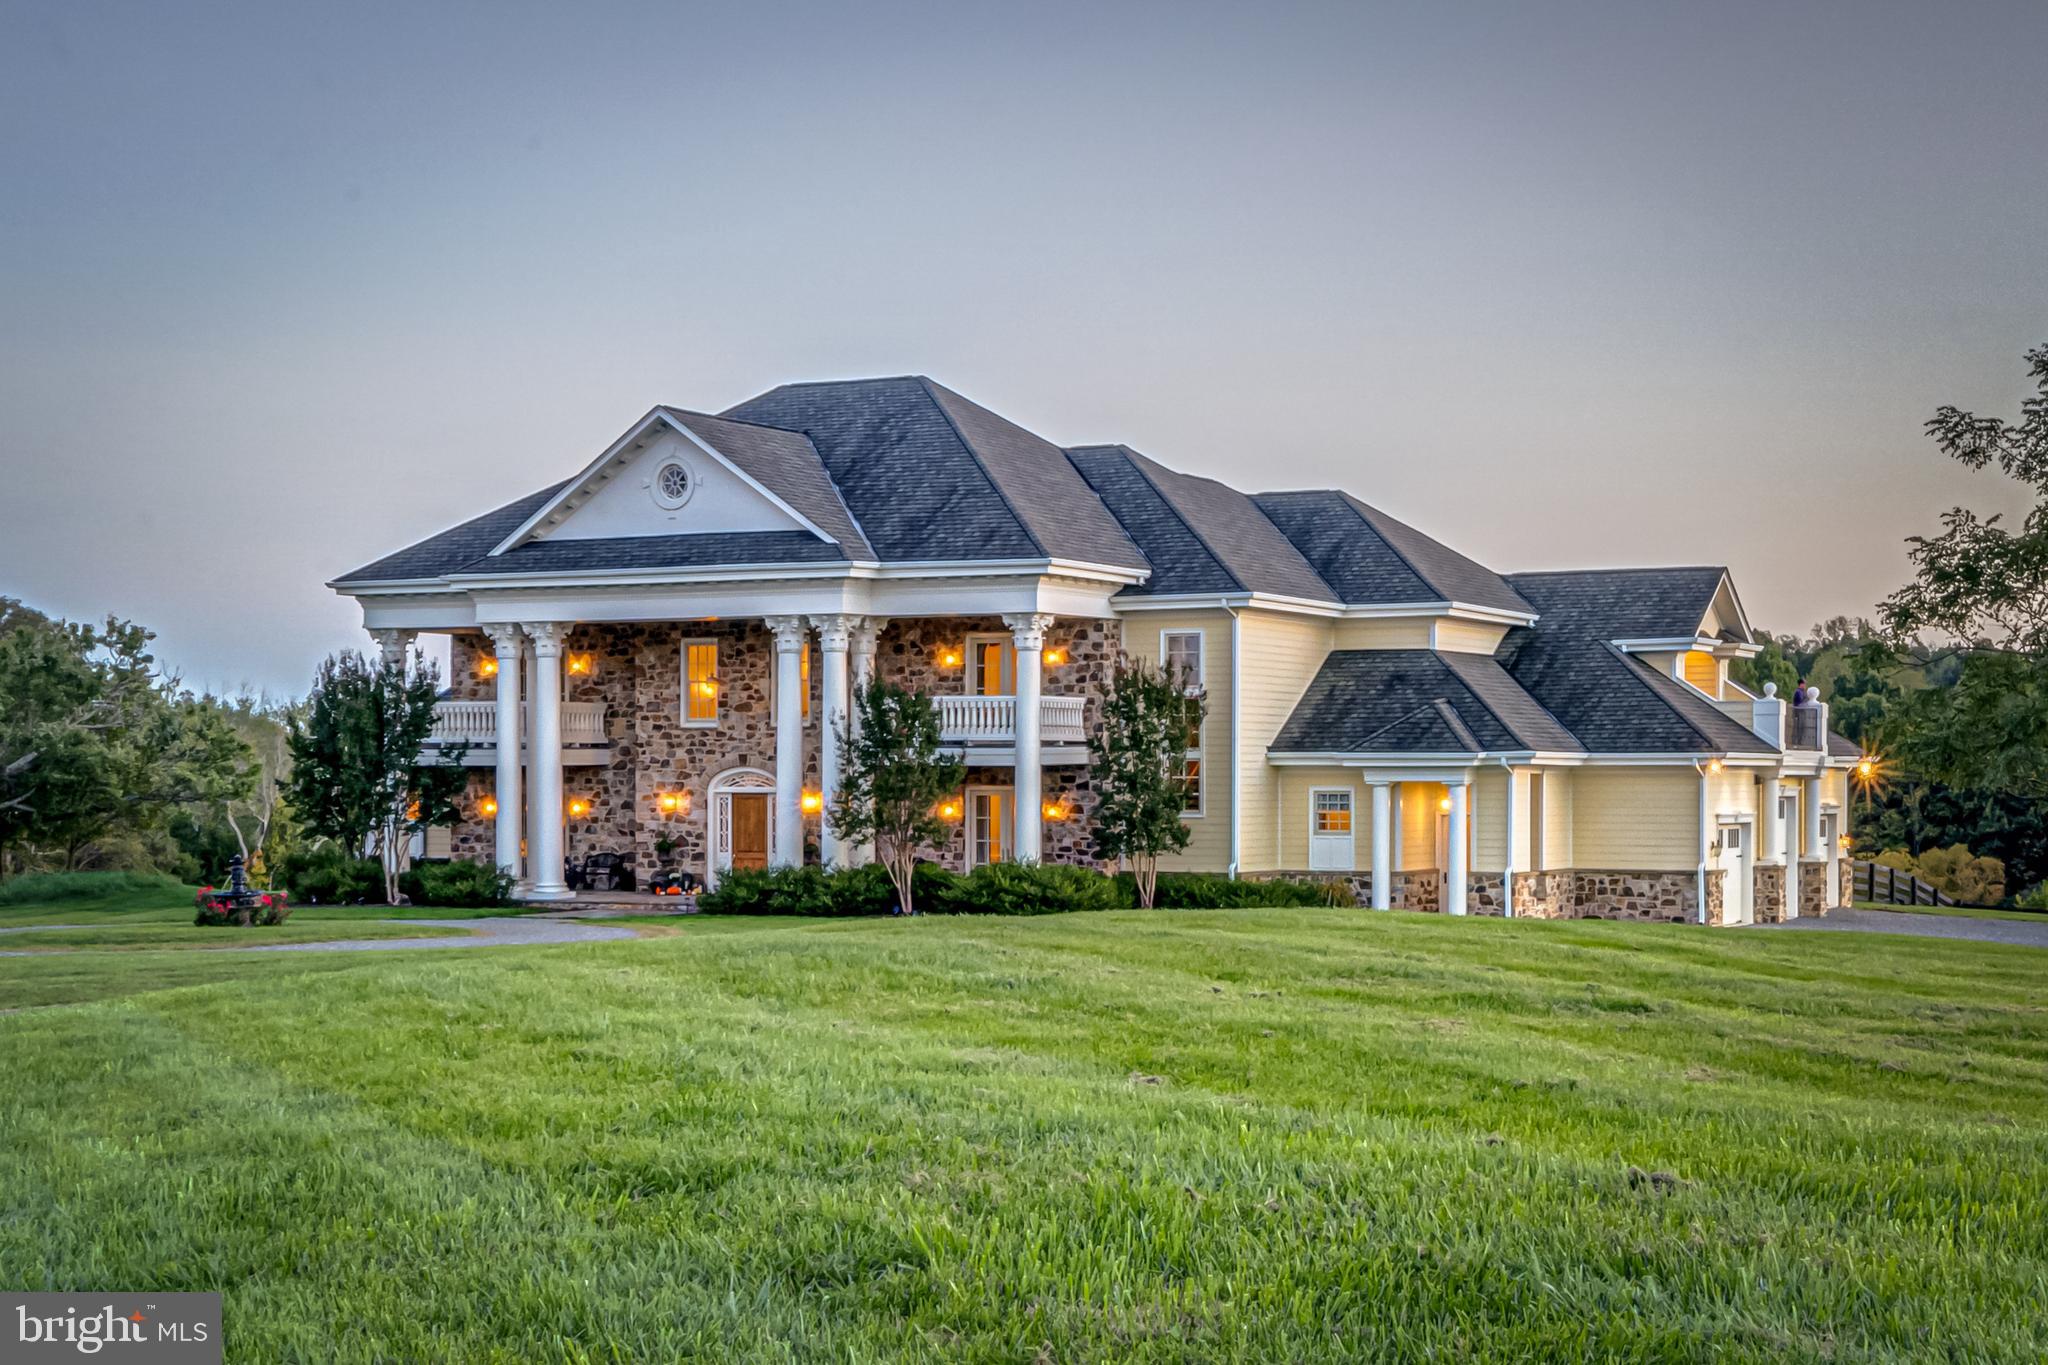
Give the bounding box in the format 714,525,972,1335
1691,759,1712,924
1497,755,1516,918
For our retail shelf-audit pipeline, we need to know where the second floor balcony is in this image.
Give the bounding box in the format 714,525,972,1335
1714,693,1829,754
423,700,611,766
937,694,1088,762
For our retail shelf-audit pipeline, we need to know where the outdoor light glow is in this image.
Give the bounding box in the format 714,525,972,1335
479,657,498,677
1438,795,1453,813
938,647,963,668
1043,647,1068,666
657,792,684,815
1857,759,1874,778
567,797,591,818
1043,800,1069,822
937,799,962,822
566,654,593,675
801,789,824,814
478,796,498,818
1708,759,1723,774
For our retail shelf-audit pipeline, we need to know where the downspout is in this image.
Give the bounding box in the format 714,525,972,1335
1497,756,1516,918
1224,603,1242,880
1691,758,1712,924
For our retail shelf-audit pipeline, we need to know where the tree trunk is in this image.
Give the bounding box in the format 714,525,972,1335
1135,853,1157,909
886,842,917,915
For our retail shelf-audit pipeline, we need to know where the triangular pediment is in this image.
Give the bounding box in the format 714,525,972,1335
490,410,842,555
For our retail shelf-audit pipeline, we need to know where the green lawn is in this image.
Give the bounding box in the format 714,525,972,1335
1854,899,2048,922
2,907,2044,1361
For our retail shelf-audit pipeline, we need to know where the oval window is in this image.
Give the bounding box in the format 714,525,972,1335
651,459,694,509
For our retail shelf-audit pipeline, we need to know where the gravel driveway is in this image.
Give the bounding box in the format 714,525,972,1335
1767,907,2048,949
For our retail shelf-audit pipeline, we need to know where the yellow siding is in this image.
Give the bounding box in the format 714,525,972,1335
1396,781,1444,868
1433,619,1511,655
1236,610,1335,871
1122,611,1235,872
1473,768,1508,871
1572,768,1699,867
1534,769,1574,870
1682,650,1721,697
1332,618,1433,650
1275,767,1371,870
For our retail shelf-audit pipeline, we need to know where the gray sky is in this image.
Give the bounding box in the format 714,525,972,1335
3,0,2044,696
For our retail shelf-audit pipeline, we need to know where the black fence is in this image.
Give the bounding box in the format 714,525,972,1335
1852,860,1953,908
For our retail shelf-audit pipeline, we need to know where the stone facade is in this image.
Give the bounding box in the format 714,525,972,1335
1753,861,1789,923
1571,869,1716,924
438,615,1118,886
1510,870,1574,919
1796,858,1832,917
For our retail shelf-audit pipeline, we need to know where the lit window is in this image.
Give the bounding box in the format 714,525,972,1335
683,640,719,725
1162,631,1203,691
1178,757,1203,815
1313,790,1352,834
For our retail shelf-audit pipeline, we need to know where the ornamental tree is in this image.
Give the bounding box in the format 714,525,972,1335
827,679,964,916
284,650,467,904
1089,659,1205,908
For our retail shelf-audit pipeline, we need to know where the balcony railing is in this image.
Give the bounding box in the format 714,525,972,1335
1716,695,1828,752
424,700,609,764
937,694,1087,747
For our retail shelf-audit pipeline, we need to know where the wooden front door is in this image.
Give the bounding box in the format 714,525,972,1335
729,794,770,871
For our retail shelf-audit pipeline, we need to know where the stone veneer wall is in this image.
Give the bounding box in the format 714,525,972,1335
441,615,1117,886
1511,870,1573,919
1753,862,1789,923
1797,859,1831,917
1572,869,1718,924
1260,868,1441,912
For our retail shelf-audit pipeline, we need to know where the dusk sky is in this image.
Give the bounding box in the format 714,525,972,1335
3,0,2043,697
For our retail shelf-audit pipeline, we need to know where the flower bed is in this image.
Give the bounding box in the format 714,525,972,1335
194,885,292,927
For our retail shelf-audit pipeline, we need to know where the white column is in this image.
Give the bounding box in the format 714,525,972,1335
1369,781,1392,910
1005,612,1054,863
1445,779,1470,916
1501,765,1518,918
1802,776,1823,860
810,614,856,868
369,628,416,672
521,638,540,893
767,616,808,867
524,623,571,899
482,625,525,886
847,618,883,866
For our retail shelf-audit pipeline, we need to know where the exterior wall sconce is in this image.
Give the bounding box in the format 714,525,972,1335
800,789,824,815
1707,759,1723,775
479,657,499,677
1438,795,1453,813
1838,834,1854,850
478,795,499,819
566,653,594,676
1043,647,1068,667
1855,758,1874,779
937,647,964,668
937,798,963,822
1042,800,1070,822
567,797,591,819
657,791,689,816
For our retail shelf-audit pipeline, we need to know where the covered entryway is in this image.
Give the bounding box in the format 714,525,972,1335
708,767,776,889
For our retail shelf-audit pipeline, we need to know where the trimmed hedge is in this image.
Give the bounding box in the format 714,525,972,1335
401,859,516,908
277,850,386,905
694,863,1344,916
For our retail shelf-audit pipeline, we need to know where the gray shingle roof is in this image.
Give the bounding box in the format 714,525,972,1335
1066,445,1335,600
333,482,569,585
1271,650,1583,754
451,530,848,576
1498,569,1776,754
657,409,873,559
722,377,1145,569
1253,491,1533,615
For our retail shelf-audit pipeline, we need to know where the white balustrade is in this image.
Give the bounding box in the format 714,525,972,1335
427,701,607,755
936,694,1085,747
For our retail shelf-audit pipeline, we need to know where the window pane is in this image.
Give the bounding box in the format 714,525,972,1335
1179,758,1202,813
1163,632,1202,689
1314,791,1351,833
685,642,719,722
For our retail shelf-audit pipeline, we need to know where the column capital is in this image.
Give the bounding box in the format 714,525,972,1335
480,623,526,652
367,628,416,664
1002,612,1056,650
764,616,809,651
808,613,859,651
524,622,570,657
850,616,883,655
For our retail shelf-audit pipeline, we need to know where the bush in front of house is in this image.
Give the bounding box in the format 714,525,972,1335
0,870,190,906
401,859,516,908
928,861,1125,916
1143,872,1349,909
278,848,387,905
699,863,953,916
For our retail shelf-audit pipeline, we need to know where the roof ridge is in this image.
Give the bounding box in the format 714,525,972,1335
1507,565,1727,580
1435,649,1581,751
660,406,808,437
914,377,1049,559
664,408,875,558
1602,644,1718,752
1429,697,1484,751
1114,447,1248,594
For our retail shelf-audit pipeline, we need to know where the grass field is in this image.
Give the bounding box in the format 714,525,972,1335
2,904,2044,1361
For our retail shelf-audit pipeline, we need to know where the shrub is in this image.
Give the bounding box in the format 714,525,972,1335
698,864,955,916
2016,883,2048,912
1142,872,1347,908
278,848,386,905
401,859,515,908
930,862,1123,916
1877,844,2006,905
0,870,188,906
